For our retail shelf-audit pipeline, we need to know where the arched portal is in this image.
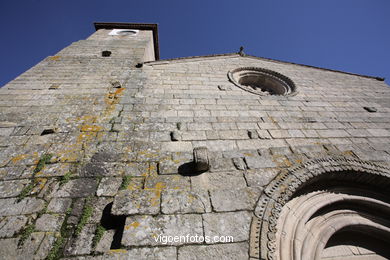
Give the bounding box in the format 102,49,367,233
251,157,390,260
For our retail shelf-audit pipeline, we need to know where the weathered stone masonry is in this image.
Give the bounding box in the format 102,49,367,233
0,23,389,259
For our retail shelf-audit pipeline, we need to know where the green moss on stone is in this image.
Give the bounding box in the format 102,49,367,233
119,175,132,190
45,236,64,260
45,200,74,260
18,224,35,246
74,197,93,236
17,181,35,202
59,172,73,186
34,153,53,174
92,224,106,249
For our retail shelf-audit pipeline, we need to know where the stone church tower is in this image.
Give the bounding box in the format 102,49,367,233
0,23,389,260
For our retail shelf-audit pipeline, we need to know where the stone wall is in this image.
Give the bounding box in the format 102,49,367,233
0,26,389,259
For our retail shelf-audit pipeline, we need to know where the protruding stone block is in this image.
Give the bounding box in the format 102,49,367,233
110,80,122,88
248,130,259,139
170,131,180,141
193,147,210,172
363,106,377,112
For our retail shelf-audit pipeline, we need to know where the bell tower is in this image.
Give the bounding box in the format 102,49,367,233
50,22,159,65
92,22,159,62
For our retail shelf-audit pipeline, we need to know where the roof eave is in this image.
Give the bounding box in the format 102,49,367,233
145,53,384,81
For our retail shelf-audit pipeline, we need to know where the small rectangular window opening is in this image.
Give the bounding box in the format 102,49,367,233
41,129,55,136
49,84,60,90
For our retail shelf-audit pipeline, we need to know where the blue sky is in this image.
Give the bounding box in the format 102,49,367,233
1,0,389,86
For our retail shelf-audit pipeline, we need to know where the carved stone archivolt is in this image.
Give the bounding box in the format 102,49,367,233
251,157,390,260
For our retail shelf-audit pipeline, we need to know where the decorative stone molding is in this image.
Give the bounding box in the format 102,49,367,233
251,156,390,260
227,67,297,96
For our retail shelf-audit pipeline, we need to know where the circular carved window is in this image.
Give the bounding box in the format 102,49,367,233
228,67,296,96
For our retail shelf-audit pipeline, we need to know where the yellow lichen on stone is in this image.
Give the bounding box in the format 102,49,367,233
126,184,142,191
148,164,158,177
54,144,81,162
343,150,354,156
108,249,127,254
187,193,196,203
123,177,143,190
125,221,140,230
268,116,277,124
272,154,293,168
103,87,126,116
31,178,47,194
76,132,97,144
80,124,103,132
145,182,166,206
31,152,41,165
137,151,159,160
49,56,61,61
10,154,29,164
